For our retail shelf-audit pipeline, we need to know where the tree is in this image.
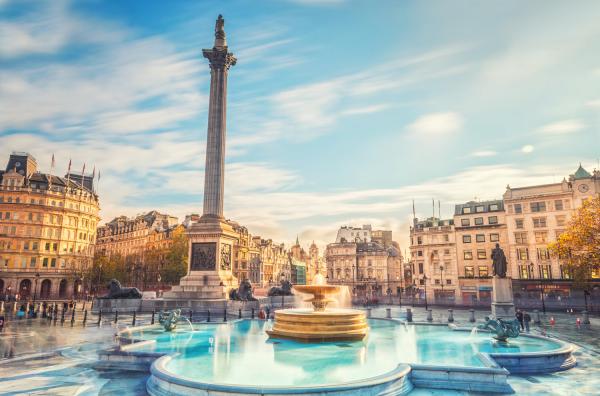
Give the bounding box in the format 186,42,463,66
160,226,189,284
549,195,600,287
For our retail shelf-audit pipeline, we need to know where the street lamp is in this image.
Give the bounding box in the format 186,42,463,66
539,279,546,314
439,265,444,303
33,273,40,303
423,274,428,311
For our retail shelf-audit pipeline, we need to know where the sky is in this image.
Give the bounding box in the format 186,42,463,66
1,0,599,252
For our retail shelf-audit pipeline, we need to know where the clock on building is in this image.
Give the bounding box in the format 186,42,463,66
578,184,589,193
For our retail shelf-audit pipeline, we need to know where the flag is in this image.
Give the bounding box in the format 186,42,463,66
67,159,72,176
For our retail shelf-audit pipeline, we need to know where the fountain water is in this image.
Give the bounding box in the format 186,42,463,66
267,274,368,342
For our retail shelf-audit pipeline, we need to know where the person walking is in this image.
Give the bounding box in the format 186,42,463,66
516,310,524,331
523,311,531,332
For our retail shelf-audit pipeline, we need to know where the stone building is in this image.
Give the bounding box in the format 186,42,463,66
326,228,403,298
409,217,458,304
229,222,260,282
453,200,507,305
335,225,372,243
504,165,600,298
0,152,100,300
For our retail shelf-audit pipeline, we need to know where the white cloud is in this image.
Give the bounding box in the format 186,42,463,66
585,99,600,108
538,119,585,135
521,145,534,153
340,104,390,116
406,112,463,136
470,150,497,157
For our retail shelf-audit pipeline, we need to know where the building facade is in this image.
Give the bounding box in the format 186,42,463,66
454,200,507,304
504,165,600,299
409,217,458,303
0,152,100,300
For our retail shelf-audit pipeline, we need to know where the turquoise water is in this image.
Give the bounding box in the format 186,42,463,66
126,319,562,387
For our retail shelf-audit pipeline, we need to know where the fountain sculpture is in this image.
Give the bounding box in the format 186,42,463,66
158,309,181,332
478,316,520,342
267,274,368,342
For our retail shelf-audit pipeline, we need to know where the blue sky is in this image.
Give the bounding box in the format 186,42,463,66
1,0,599,251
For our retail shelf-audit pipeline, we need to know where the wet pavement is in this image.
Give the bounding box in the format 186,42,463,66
0,307,598,395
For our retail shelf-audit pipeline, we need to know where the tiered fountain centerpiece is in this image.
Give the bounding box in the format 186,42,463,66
267,275,368,342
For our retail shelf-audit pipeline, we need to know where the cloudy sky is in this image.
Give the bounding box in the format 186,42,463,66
1,0,599,252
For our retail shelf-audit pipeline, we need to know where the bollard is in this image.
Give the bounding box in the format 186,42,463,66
533,309,541,325
367,308,372,318
132,311,136,326
469,309,476,323
83,310,88,325
251,308,255,319
70,309,75,326
406,308,413,322
582,310,590,325
189,309,193,322
427,309,433,322
386,308,392,319
223,309,227,322
97,310,102,326
53,306,58,324
207,309,211,322
239,308,242,319
82,301,86,311
447,309,454,323
151,310,155,325
60,309,65,324
114,310,118,324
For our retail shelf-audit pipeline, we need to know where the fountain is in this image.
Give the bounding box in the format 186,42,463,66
266,274,368,342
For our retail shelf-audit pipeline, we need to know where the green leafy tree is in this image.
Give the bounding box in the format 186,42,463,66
160,226,189,284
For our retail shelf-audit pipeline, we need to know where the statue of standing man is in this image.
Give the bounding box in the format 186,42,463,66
491,243,508,278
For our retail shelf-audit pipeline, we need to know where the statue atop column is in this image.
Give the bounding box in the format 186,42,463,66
491,243,508,278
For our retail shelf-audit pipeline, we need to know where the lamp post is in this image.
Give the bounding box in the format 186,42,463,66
423,274,428,311
584,289,590,312
439,265,444,304
539,279,546,314
33,273,40,303
96,261,103,296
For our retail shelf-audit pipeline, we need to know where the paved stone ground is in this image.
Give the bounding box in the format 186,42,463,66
0,306,598,395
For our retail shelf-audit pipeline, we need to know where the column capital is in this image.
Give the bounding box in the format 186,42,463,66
203,48,237,70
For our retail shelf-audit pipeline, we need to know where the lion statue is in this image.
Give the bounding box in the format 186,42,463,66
268,280,293,297
102,279,142,299
229,279,258,301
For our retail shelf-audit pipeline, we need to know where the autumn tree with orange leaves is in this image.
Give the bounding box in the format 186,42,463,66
549,195,600,287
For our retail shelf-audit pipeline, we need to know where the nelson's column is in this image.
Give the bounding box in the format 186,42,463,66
165,15,238,300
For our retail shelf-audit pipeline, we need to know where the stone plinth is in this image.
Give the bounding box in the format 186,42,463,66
491,276,515,320
164,219,238,300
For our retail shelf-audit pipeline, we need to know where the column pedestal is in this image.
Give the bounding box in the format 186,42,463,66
164,219,238,300
491,276,515,320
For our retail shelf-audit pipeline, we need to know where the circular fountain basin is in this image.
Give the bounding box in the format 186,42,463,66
111,319,575,395
266,308,368,342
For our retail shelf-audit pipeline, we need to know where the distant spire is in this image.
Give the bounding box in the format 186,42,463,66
295,235,299,246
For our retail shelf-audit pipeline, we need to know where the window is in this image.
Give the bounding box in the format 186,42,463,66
556,215,566,227
537,248,550,260
463,207,472,214
444,234,449,242
477,249,487,259
479,266,489,277
533,217,547,228
534,232,548,243
490,233,500,242
514,204,522,214
45,242,50,251
32,241,38,250
539,265,551,279
519,265,531,279
417,250,423,257
50,258,56,267
465,266,474,278
461,218,470,226
446,279,451,285
476,234,485,243
554,200,563,211
475,206,484,213
30,257,36,267
515,219,524,229
560,265,571,279
474,217,484,225
515,232,527,244
530,201,546,212
488,216,498,224
42,257,49,267
444,249,450,255
464,251,473,260
417,237,422,245
434,279,440,285
490,204,499,211
463,235,472,243
517,247,529,260
418,262,424,274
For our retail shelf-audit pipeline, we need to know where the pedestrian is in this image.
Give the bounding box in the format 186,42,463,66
515,310,524,331
523,311,531,332
63,302,68,311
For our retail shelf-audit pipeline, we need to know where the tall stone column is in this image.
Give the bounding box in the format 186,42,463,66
201,14,236,221
165,15,239,302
